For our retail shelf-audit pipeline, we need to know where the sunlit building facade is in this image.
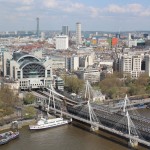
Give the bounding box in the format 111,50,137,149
3,51,53,90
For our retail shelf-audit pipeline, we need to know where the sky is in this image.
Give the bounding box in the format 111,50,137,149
0,0,150,31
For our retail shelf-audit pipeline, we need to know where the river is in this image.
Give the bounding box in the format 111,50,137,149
0,124,149,150
0,108,150,150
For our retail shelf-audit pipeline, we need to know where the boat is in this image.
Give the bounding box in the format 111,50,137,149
0,131,19,145
29,117,71,130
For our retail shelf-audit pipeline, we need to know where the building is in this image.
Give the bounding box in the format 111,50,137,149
66,55,79,71
54,76,64,91
79,55,94,68
76,22,82,45
91,37,97,45
3,50,53,90
50,56,66,69
119,53,144,78
145,55,150,76
41,32,45,40
62,26,69,36
36,17,39,38
119,54,132,77
128,33,145,48
55,35,68,50
77,68,100,83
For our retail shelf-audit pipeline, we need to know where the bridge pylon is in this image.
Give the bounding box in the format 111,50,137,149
126,108,139,148
87,100,99,131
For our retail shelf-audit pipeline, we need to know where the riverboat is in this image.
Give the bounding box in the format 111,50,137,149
0,131,19,145
29,117,71,130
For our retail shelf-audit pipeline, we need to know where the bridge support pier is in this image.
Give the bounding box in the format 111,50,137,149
90,125,99,131
128,139,138,148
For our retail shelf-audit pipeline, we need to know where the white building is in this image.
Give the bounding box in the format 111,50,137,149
119,53,144,78
66,55,79,71
77,68,100,83
56,35,68,50
145,55,150,76
119,54,132,77
3,51,53,90
79,55,94,69
50,56,66,69
76,22,82,45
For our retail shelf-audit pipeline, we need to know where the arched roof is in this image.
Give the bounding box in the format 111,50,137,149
17,55,40,63
20,61,44,69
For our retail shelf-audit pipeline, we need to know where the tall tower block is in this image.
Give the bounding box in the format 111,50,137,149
76,22,81,45
62,26,69,36
36,17,39,38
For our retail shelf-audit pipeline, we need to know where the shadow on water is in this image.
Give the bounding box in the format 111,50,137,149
71,123,148,150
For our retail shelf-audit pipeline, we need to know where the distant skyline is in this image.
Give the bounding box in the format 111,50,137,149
0,0,150,31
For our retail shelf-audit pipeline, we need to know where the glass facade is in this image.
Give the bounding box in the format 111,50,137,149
22,63,45,78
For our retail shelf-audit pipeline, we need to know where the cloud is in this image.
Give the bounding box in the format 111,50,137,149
140,9,150,16
10,0,34,5
43,0,58,8
89,7,100,18
128,4,143,13
16,6,32,11
63,3,85,12
1,0,150,31
106,4,126,13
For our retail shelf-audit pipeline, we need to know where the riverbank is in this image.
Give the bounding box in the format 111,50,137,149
0,119,36,132
0,113,55,132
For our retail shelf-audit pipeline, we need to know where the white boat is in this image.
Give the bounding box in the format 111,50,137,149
29,117,71,130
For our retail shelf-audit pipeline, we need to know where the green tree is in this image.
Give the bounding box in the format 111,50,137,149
23,93,35,105
0,85,19,117
63,76,84,94
23,106,36,119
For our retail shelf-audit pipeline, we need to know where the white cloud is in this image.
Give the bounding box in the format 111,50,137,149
106,4,126,13
16,6,31,11
89,7,100,18
10,0,34,5
140,9,150,16
128,4,143,13
63,3,85,12
43,0,58,8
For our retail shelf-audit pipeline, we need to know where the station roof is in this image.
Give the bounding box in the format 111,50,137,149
19,61,43,69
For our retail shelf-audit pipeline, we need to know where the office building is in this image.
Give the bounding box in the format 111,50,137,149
77,68,100,83
145,55,150,76
66,55,79,71
119,53,144,78
36,17,39,38
76,22,82,45
62,26,69,36
56,35,68,50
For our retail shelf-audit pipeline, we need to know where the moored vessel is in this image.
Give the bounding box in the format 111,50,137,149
29,117,71,130
0,131,19,145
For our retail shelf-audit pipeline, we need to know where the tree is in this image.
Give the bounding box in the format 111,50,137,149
23,106,36,119
0,85,19,117
134,74,149,86
63,76,84,94
23,93,35,105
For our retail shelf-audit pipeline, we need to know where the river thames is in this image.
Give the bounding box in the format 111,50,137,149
0,108,150,150
0,124,149,150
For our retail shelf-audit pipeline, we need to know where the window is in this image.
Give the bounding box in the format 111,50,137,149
47,70,51,77
17,71,21,79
